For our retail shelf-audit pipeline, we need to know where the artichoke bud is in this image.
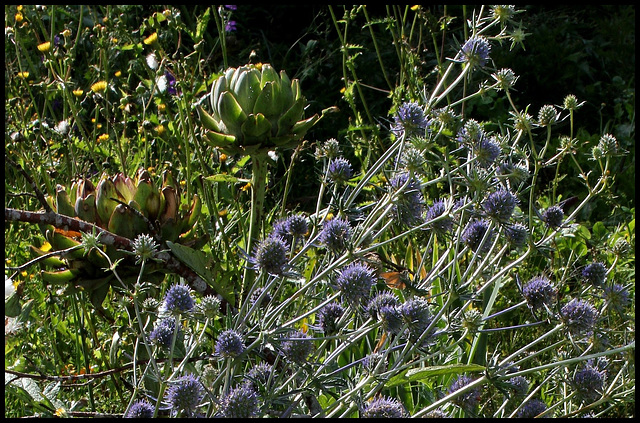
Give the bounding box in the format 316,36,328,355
55,184,76,217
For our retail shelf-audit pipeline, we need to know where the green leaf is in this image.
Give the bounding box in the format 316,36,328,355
194,7,211,42
205,174,249,184
592,221,607,240
166,242,235,305
4,293,21,318
385,364,485,388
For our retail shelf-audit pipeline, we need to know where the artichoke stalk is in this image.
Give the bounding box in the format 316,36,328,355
199,63,334,298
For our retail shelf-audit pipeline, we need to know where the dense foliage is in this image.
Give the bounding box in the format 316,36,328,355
5,5,635,418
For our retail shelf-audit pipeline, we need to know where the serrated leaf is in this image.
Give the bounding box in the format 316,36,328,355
385,364,485,388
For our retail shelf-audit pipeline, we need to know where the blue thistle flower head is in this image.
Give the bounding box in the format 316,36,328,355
474,135,501,168
448,375,481,410
336,262,376,306
560,298,599,337
125,399,155,418
390,172,425,227
249,287,272,309
542,205,564,229
603,283,631,314
242,362,275,392
516,398,549,418
165,373,204,417
497,162,530,186
366,291,400,321
280,329,314,364
362,352,387,374
285,214,309,238
218,385,260,418
522,276,557,310
164,283,195,314
399,297,433,344
483,189,518,222
462,219,494,254
215,329,245,358
391,102,430,138
319,217,352,253
317,302,345,335
572,362,606,403
327,157,353,184
504,222,528,248
582,262,607,287
506,376,530,399
425,199,454,235
252,236,289,275
361,396,406,418
459,36,491,68
149,316,180,348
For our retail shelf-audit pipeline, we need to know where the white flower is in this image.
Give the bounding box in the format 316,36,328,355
55,120,70,136
5,275,15,299
156,75,167,93
268,150,279,162
146,52,158,70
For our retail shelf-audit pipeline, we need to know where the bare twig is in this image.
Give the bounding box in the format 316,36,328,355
5,155,53,213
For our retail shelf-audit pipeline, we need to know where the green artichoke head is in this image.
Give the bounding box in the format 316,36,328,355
199,63,332,155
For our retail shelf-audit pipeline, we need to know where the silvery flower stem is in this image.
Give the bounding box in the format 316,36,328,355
498,323,563,368
430,64,472,109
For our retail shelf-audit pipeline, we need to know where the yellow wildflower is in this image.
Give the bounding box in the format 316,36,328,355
254,62,263,71
325,212,334,221
157,103,166,112
37,41,51,53
114,70,122,77
73,88,84,97
62,28,72,37
97,133,109,143
17,5,23,11
340,87,346,94
91,80,108,93
411,5,420,11
17,71,30,79
143,32,158,45
219,153,228,163
241,182,252,192
155,124,165,135
15,12,23,23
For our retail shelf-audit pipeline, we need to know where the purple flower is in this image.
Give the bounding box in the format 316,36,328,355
516,398,549,418
361,396,406,418
366,291,399,321
391,102,430,138
224,5,237,10
125,399,155,418
164,283,194,313
560,298,599,337
506,376,529,399
582,262,607,287
225,20,237,32
164,71,177,95
319,217,352,253
242,362,274,392
280,329,314,364
149,316,180,348
389,172,425,227
448,375,481,410
218,384,260,418
336,262,376,305
603,283,630,313
270,214,308,247
572,362,606,403
474,135,501,168
378,304,403,335
165,373,204,416
399,297,434,344
425,199,454,235
542,205,564,229
462,219,494,254
522,276,557,310
504,223,528,248
215,329,245,358
483,189,518,222
317,302,345,335
327,157,353,184
252,236,289,276
459,36,491,67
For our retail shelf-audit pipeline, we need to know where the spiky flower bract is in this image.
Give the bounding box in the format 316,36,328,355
218,385,260,418
317,302,344,335
483,189,518,222
542,205,564,228
215,329,245,358
582,262,607,287
459,36,491,68
164,283,194,314
149,316,180,348
572,362,606,403
336,262,376,306
462,219,494,254
537,104,558,126
474,136,501,168
366,291,399,320
425,199,454,235
125,399,155,418
497,162,530,186
522,276,557,310
361,396,406,418
560,298,599,337
448,375,481,410
198,295,221,318
516,398,549,418
165,373,204,417
319,217,352,253
280,329,314,364
391,101,430,138
327,157,353,184
389,172,425,227
242,362,275,392
399,297,433,344
598,133,618,156
252,235,289,275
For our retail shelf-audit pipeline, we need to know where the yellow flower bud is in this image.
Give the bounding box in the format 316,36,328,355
91,80,108,93
37,41,51,52
143,32,158,45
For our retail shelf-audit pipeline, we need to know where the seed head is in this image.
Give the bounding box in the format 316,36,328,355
598,133,618,156
483,189,518,222
462,219,494,254
242,362,275,392
198,295,221,318
603,283,630,314
319,217,352,253
366,291,400,321
562,94,582,111
492,68,518,91
582,262,607,287
459,36,491,68
537,104,558,126
391,102,430,138
327,157,353,184
164,283,195,314
253,236,289,275
280,329,314,364
149,316,180,348
572,362,606,403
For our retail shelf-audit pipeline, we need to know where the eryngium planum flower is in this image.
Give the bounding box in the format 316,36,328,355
165,373,204,417
379,305,403,335
603,283,631,314
537,104,558,126
242,362,275,392
504,223,528,248
399,297,433,344
391,101,430,138
361,396,406,418
327,157,353,184
582,262,607,287
541,205,564,228
425,199,454,235
516,398,549,418
506,376,530,399
125,399,155,418
483,189,519,222
572,362,606,403
319,217,352,253
560,298,599,336
252,236,289,275
462,219,494,254
336,262,376,305
317,302,345,335
164,283,194,313
218,385,260,418
474,136,501,168
280,329,314,364
522,276,557,310
215,329,245,358
459,36,491,68
448,375,481,410
366,291,400,320
389,172,425,227
149,316,180,348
